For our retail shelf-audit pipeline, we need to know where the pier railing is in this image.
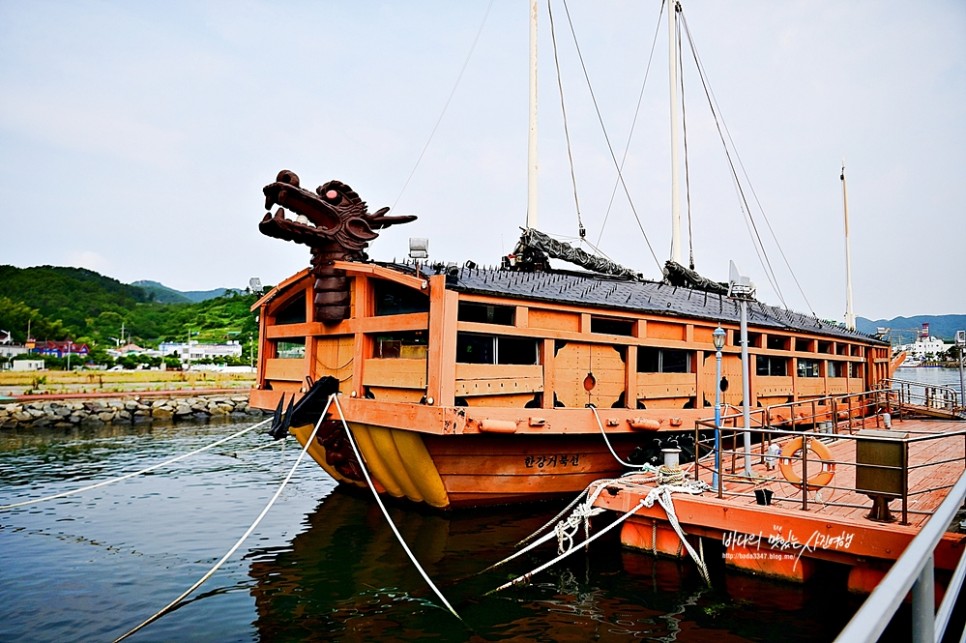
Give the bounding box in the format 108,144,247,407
693,389,966,519
879,377,963,418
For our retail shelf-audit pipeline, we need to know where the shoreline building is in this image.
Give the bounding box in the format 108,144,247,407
895,323,952,364
158,340,243,366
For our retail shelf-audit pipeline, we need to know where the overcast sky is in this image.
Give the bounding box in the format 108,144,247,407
1,1,963,322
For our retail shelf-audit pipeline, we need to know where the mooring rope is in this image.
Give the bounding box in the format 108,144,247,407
113,408,330,642
0,417,272,511
486,470,711,595
516,486,590,547
644,484,711,586
485,496,647,596
332,395,463,622
588,405,650,469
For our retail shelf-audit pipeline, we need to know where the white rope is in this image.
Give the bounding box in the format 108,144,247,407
516,486,590,547
487,470,711,595
486,497,647,595
113,406,330,642
332,395,463,622
643,484,711,585
1,417,273,511
588,405,651,469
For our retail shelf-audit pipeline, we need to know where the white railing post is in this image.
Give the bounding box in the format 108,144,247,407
911,557,935,642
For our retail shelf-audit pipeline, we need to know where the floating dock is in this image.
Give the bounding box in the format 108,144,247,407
592,385,966,593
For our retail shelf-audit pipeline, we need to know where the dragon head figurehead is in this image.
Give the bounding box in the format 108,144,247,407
259,170,416,323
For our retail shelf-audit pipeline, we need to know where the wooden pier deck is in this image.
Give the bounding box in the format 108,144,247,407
592,413,966,590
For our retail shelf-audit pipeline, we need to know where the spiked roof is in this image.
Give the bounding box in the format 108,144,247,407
389,262,884,345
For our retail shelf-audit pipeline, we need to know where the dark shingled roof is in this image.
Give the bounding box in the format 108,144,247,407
381,262,886,345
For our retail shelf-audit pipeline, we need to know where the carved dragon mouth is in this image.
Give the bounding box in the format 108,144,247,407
259,170,355,246
258,169,417,253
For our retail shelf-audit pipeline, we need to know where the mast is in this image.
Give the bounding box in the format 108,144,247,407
841,163,856,330
526,0,538,229
668,0,682,264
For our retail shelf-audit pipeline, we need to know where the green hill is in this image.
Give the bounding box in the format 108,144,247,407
857,315,966,343
0,266,257,357
130,280,193,304
131,280,236,304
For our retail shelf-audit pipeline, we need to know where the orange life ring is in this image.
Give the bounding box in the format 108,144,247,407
778,437,835,490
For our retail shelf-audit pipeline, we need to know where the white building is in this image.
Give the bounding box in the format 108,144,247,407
0,331,30,365
158,340,243,365
896,323,952,363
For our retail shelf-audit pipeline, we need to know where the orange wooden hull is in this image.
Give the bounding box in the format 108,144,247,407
289,415,649,509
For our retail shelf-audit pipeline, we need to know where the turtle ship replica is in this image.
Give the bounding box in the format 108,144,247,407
249,169,894,509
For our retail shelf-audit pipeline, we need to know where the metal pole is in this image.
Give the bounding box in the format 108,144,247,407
713,346,722,489
740,300,753,475
957,334,965,409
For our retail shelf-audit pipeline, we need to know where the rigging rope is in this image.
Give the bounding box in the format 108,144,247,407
113,410,329,642
559,0,663,276
596,0,666,248
0,417,272,511
392,0,495,210
675,14,697,271
679,9,817,315
547,0,585,241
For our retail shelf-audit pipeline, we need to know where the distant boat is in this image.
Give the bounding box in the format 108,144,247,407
249,1,894,509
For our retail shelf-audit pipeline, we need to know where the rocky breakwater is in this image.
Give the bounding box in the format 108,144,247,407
0,394,265,429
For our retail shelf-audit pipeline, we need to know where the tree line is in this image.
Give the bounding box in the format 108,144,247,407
0,265,262,368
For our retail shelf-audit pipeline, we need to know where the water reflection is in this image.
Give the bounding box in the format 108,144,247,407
0,418,873,642
243,488,859,642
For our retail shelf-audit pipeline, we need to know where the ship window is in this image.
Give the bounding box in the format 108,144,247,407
458,302,515,325
795,338,813,352
747,332,762,348
373,331,427,358
275,338,305,359
756,356,787,376
797,359,820,378
766,335,788,351
456,333,538,365
637,348,691,373
373,281,429,316
274,291,307,325
818,341,832,354
590,317,634,337
827,361,843,378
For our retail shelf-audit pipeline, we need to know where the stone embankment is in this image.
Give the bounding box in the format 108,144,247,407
0,393,265,429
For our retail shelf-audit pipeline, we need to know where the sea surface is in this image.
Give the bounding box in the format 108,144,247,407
1,367,960,642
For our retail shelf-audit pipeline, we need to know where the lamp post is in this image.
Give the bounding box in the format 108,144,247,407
712,326,726,489
728,261,755,477
957,330,965,409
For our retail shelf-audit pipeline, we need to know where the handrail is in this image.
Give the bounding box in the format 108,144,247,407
880,378,962,415
835,470,966,643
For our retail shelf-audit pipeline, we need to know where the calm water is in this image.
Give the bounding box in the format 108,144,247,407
895,365,965,390
4,369,961,641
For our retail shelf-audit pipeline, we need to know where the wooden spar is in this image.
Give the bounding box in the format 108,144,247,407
527,0,538,230
841,163,856,331
668,0,682,265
